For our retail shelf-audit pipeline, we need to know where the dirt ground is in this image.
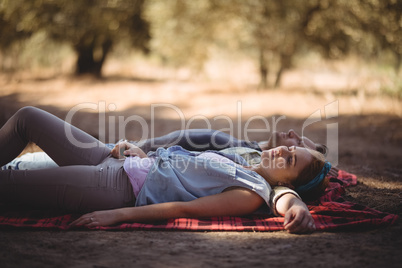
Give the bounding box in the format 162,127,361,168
0,69,401,267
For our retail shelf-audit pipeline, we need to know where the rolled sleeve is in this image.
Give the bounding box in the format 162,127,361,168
271,186,301,216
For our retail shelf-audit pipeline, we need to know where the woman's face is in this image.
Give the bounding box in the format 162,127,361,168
258,146,313,188
267,129,316,150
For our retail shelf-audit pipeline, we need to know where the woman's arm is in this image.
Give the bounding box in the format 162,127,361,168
70,189,315,234
275,193,316,233
70,188,264,227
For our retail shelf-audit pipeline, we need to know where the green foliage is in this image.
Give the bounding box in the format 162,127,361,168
39,0,150,50
303,0,401,63
0,0,32,49
145,0,223,71
0,0,400,82
145,0,401,88
19,31,74,71
0,0,150,76
381,75,402,99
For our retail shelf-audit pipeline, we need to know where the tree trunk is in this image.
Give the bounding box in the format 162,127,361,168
258,48,269,89
75,38,112,77
274,53,292,88
395,53,401,74
274,67,283,89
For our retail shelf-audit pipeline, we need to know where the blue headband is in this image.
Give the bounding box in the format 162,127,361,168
295,161,332,193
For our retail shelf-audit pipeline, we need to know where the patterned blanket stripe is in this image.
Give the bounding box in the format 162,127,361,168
0,170,398,231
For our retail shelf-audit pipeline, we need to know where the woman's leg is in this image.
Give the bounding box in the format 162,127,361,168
0,158,135,212
0,106,110,167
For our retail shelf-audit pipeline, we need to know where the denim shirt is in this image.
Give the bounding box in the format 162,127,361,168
135,146,272,209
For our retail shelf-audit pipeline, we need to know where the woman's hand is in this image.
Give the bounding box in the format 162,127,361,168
275,193,316,234
283,197,315,234
111,141,147,159
69,209,122,228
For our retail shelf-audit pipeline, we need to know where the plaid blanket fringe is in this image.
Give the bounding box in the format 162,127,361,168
0,170,398,231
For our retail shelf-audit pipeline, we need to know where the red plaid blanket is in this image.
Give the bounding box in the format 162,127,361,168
0,170,398,231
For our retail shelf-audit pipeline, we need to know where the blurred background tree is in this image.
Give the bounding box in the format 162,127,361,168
0,0,150,77
0,0,400,83
302,0,401,72
225,0,313,88
145,0,219,73
146,0,401,88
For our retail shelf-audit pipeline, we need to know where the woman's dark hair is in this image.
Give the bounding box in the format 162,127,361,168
293,149,329,201
315,143,328,157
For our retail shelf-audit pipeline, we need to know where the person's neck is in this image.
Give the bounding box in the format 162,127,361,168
244,164,275,187
258,141,270,151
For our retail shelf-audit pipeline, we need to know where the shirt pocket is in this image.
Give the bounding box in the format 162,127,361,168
204,162,236,180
